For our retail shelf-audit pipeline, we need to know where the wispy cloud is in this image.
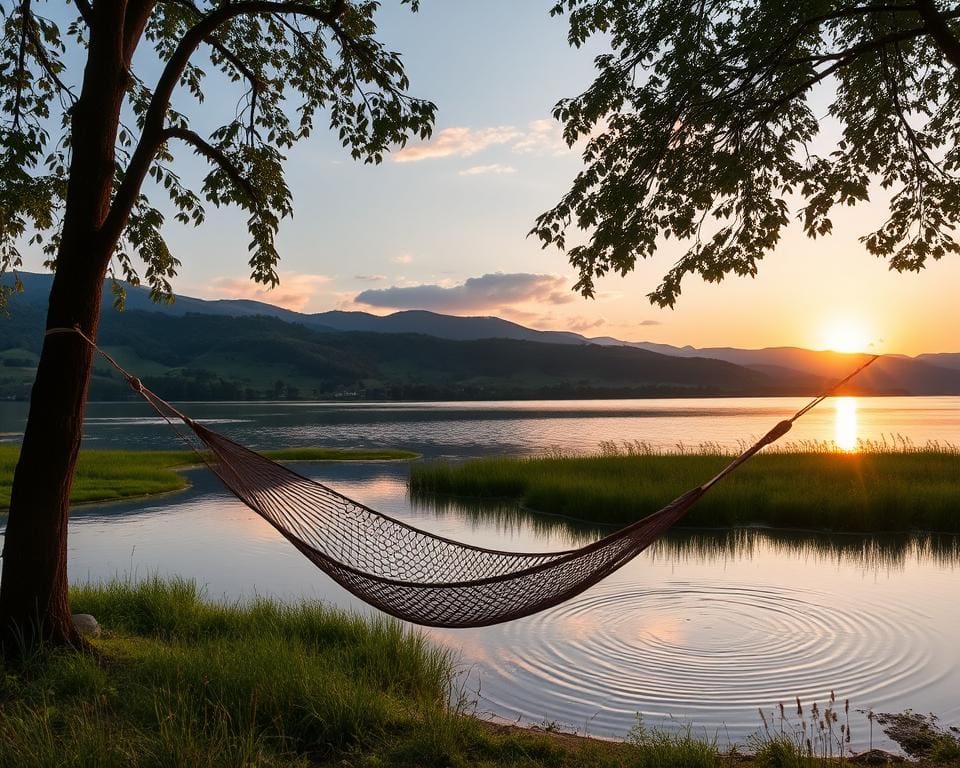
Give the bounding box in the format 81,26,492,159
459,163,517,176
392,254,414,265
567,316,608,332
510,119,568,156
394,126,520,163
638,319,662,327
355,272,574,313
497,309,611,335
202,272,330,312
353,274,387,282
394,120,571,165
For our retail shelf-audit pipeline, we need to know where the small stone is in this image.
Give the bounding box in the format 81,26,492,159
848,750,905,765
72,613,101,638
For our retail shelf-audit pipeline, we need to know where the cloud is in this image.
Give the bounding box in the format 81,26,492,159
497,309,610,335
391,254,414,265
459,163,517,176
393,120,571,164
394,126,520,163
202,272,330,312
510,119,569,156
353,274,386,282
638,319,662,326
497,306,541,323
567,316,608,332
355,272,574,313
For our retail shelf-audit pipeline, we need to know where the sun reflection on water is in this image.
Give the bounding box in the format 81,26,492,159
834,397,858,451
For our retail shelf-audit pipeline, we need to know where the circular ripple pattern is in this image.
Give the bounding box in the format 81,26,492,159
447,578,952,741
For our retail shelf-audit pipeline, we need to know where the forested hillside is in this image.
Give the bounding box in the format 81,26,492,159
1,306,810,401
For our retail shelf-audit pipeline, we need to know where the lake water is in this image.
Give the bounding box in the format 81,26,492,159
1,396,959,749
2,395,960,455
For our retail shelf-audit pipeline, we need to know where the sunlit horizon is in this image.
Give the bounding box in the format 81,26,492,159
819,320,876,355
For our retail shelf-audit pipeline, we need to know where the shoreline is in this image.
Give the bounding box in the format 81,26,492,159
0,446,419,513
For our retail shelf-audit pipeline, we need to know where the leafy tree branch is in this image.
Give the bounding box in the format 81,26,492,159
537,0,960,306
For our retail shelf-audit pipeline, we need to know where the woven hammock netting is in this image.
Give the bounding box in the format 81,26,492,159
151,386,726,627
66,328,877,629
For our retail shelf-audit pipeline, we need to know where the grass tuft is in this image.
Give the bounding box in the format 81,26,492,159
411,444,960,533
628,718,723,767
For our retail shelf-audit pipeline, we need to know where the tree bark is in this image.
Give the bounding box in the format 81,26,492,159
917,0,960,71
0,5,131,653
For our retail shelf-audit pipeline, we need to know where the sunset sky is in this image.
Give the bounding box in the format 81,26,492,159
19,2,960,356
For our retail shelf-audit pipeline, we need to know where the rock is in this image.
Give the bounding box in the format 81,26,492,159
848,749,905,765
72,613,101,638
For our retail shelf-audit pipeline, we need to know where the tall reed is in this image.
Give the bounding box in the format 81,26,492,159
410,443,960,533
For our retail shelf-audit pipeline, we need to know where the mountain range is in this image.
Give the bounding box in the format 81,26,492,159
1,271,958,400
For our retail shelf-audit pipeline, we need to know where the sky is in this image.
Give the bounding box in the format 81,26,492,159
18,2,960,355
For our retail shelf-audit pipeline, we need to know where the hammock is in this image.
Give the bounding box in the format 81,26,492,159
50,327,877,628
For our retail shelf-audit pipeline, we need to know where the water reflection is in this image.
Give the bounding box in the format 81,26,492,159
835,397,858,451
648,528,960,571
413,494,960,570
4,396,959,456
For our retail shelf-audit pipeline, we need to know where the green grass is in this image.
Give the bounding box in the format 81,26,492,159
0,578,451,767
0,579,955,766
0,579,719,767
0,445,418,512
410,444,960,533
261,447,416,462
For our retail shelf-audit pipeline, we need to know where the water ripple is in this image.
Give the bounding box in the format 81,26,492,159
458,579,951,738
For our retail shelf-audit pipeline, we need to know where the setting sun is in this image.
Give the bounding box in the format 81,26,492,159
819,320,873,353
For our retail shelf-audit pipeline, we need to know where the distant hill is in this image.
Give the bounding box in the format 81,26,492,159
2,271,958,399
611,345,960,396
4,272,592,345
0,301,799,402
916,353,960,372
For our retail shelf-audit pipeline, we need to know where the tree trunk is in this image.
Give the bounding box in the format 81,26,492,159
0,260,110,651
0,6,131,653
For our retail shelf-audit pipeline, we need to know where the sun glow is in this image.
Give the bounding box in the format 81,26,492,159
834,397,859,452
820,320,873,354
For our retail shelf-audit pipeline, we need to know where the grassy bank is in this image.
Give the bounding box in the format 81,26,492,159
0,579,725,767
0,445,417,511
1,579,956,767
410,445,960,533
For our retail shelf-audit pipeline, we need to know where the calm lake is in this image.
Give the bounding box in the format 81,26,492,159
1,395,959,748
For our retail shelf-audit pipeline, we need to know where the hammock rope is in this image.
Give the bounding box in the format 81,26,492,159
46,326,879,628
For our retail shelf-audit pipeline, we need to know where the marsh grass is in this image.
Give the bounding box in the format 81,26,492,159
410,441,960,533
751,695,853,766
0,445,417,511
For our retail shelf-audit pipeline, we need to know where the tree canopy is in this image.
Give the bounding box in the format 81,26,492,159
0,0,435,305
534,0,960,307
